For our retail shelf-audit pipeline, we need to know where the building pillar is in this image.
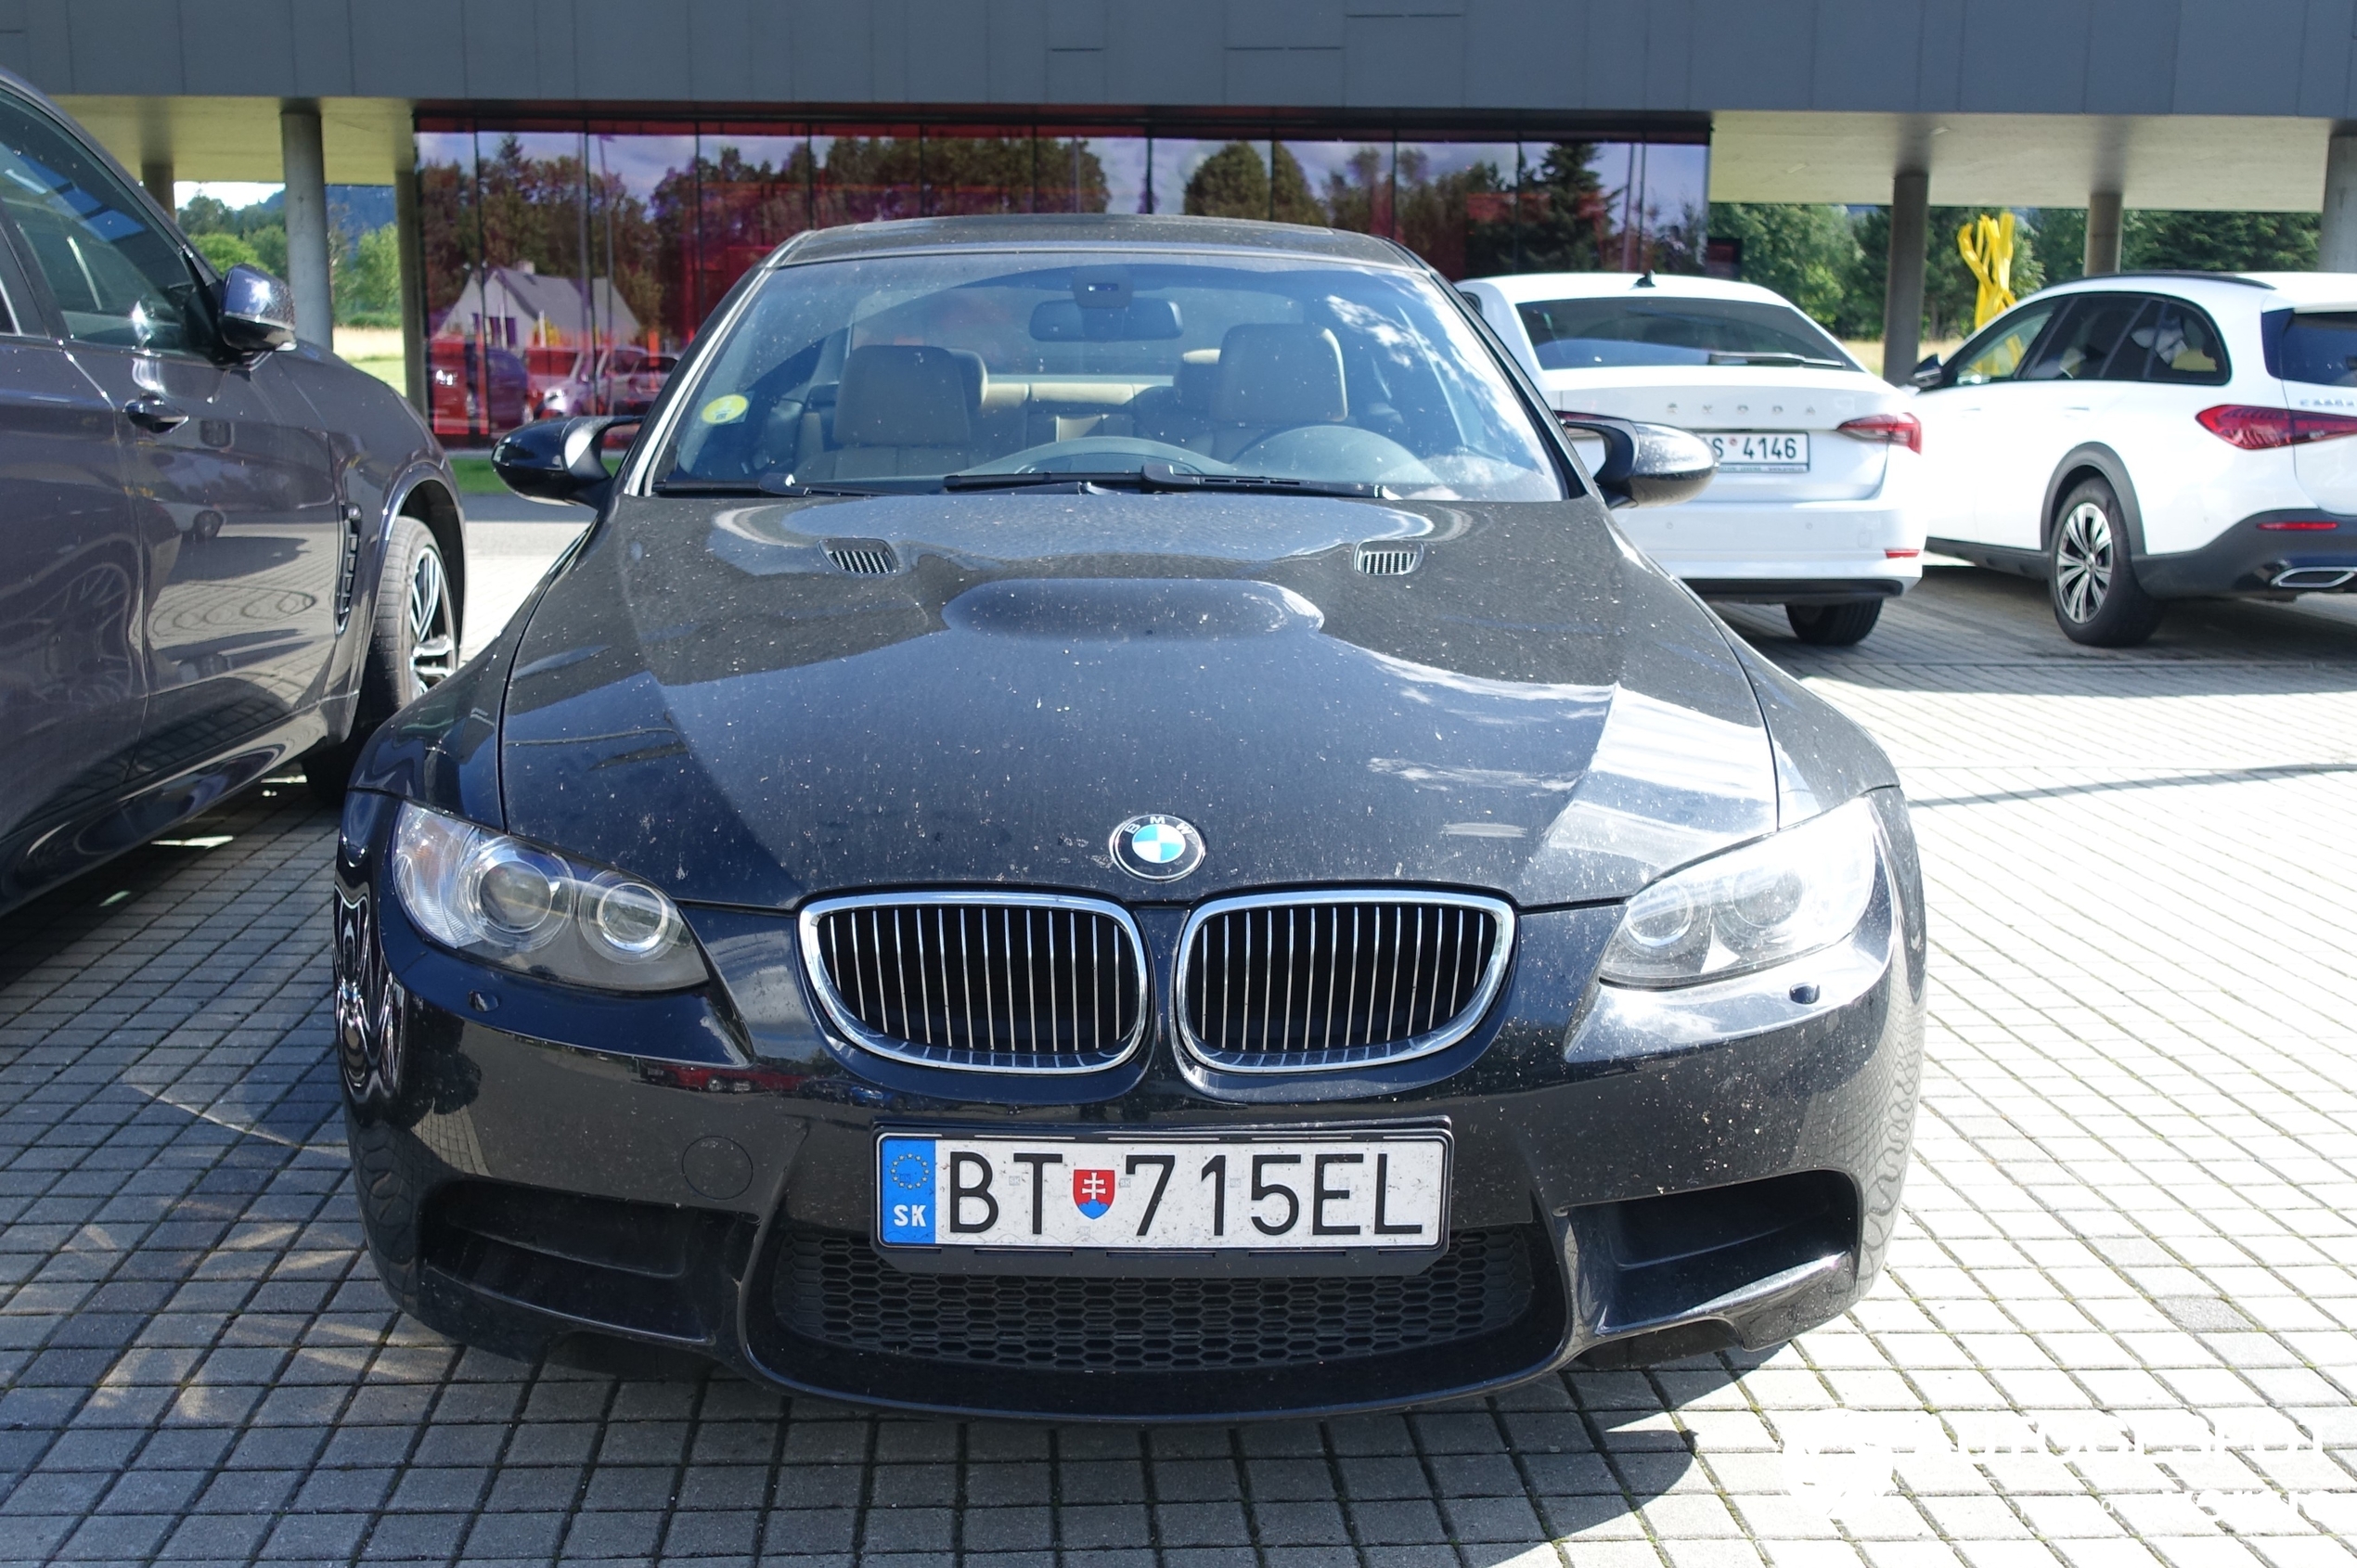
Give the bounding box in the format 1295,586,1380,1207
393,138,427,415
2085,191,2123,276
2325,128,2357,273
139,159,173,214
278,102,332,349
1882,168,1929,385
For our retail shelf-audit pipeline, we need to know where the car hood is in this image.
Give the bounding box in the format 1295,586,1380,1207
496,491,1781,909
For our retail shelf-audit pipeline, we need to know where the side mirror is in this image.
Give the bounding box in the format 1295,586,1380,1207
492,416,634,507
1557,414,1716,508
1909,353,1943,389
217,264,295,353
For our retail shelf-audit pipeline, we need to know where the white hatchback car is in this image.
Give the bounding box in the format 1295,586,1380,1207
1911,271,2357,646
1461,272,1925,645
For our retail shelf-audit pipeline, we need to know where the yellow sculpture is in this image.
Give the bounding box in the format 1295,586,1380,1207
1958,212,2016,329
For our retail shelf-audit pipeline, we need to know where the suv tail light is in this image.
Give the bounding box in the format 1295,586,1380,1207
2195,405,2357,450
1835,412,1922,454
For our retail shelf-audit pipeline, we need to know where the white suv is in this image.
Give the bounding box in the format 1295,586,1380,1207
1461,272,1926,646
1912,272,2357,646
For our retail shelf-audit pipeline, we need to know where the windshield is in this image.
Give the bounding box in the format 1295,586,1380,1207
1515,295,1854,371
656,250,1565,500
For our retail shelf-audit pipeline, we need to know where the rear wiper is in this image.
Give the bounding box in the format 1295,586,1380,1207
943,462,1385,499
1706,351,1848,369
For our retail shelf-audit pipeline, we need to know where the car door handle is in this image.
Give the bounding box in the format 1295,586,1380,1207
123,395,188,434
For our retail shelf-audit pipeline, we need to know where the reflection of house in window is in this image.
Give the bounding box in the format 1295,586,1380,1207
431,262,641,351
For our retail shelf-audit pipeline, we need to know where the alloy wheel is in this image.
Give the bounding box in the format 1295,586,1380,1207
2054,500,2113,624
407,546,457,696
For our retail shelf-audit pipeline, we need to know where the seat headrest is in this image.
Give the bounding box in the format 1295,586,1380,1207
1172,349,1219,412
835,345,972,447
1212,324,1347,427
947,348,988,412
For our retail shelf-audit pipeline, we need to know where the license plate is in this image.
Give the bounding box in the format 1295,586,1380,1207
876,1131,1449,1253
1707,431,1810,471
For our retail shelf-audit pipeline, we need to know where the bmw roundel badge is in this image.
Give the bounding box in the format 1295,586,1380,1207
1112,814,1204,881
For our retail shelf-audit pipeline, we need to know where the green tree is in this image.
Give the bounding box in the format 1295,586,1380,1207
1181,141,1321,225
1848,205,2045,343
1184,141,1269,220
192,231,258,275
1707,203,1861,327
337,224,402,327
1269,144,1322,225
248,224,289,278
2124,210,2318,272
1516,143,1610,273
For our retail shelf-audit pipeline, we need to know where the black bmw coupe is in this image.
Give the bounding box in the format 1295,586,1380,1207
336,215,1925,1420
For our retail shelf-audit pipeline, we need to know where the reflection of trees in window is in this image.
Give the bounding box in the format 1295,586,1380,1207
1514,143,1610,273
1314,147,1390,235
1394,148,1514,279
1034,138,1111,213
418,135,669,346
655,144,816,325
1183,142,1321,225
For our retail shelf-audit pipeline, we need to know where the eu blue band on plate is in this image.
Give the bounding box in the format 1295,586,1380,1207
878,1137,937,1244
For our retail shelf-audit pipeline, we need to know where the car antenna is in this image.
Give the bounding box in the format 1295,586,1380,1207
1634,269,1657,289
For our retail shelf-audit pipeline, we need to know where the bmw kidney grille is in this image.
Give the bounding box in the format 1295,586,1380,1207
1178,893,1513,1073
800,894,1147,1073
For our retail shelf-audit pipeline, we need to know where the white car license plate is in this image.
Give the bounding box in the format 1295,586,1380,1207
876,1131,1449,1253
1708,431,1810,471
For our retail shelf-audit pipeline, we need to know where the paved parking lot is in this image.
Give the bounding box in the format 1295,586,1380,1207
4,554,2357,1567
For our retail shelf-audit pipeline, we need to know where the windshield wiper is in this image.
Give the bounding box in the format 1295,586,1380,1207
942,469,1152,492
943,462,1385,499
1706,351,1848,369
650,474,892,498
757,474,893,497
651,478,766,496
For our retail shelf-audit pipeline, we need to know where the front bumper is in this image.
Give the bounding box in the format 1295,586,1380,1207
334,790,1926,1421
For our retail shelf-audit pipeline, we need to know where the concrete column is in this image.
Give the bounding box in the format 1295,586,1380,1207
138,159,173,214
2325,128,2357,274
1882,168,1929,385
393,140,427,415
278,102,332,349
2085,191,2123,276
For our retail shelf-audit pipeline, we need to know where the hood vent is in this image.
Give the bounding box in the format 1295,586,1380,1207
824,538,899,575
1354,543,1423,576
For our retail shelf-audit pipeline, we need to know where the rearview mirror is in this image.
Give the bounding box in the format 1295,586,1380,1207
1556,414,1716,509
1909,353,1943,389
1030,297,1184,342
493,416,636,507
217,264,295,354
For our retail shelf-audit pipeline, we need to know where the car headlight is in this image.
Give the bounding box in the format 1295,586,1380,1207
1599,797,1882,988
390,803,706,992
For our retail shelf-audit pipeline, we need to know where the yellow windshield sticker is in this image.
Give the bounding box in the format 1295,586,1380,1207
700,393,749,425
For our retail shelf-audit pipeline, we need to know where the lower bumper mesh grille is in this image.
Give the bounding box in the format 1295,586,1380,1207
775,1227,1535,1373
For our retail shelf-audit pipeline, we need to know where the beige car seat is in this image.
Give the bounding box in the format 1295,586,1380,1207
799,345,975,480
1206,323,1348,462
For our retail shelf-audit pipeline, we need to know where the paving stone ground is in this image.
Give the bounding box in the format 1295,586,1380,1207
4,561,2357,1566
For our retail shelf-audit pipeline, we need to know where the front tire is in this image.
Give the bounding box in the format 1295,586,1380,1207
2049,479,2164,647
304,516,459,804
1785,599,1883,646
